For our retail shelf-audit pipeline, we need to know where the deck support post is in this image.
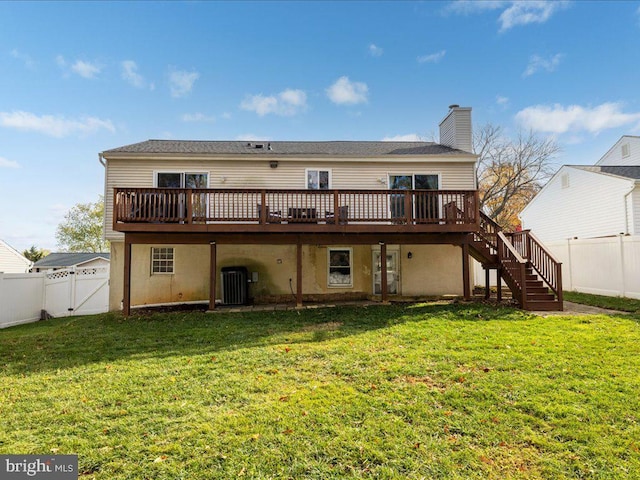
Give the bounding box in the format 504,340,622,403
123,237,132,317
380,241,389,304
209,241,217,311
496,268,503,302
485,267,490,300
462,243,471,300
296,239,303,308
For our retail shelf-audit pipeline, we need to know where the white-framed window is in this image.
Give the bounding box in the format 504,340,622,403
622,143,630,158
306,169,331,190
151,247,174,274
328,248,352,287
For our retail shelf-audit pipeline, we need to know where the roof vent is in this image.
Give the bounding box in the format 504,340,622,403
255,144,264,149
267,142,272,151
246,142,252,147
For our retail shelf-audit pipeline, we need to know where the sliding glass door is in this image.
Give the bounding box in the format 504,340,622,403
389,174,439,222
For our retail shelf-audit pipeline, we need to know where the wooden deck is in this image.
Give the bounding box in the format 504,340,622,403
113,188,480,234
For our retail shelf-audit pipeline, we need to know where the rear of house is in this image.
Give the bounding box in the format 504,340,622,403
102,106,563,312
0,240,32,273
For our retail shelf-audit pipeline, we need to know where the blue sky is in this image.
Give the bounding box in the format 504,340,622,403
1,1,639,252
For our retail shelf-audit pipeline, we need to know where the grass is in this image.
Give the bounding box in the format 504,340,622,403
564,291,640,313
1,302,639,479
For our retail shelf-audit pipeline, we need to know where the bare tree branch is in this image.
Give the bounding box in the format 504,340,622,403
474,124,560,230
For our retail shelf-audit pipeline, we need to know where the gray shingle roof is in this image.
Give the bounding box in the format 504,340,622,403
573,165,640,180
102,140,472,156
33,252,110,268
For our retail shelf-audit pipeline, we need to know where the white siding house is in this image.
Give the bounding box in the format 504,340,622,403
520,137,640,299
519,165,639,242
0,240,32,273
596,136,640,167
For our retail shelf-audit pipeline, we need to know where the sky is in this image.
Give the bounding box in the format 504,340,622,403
1,0,639,252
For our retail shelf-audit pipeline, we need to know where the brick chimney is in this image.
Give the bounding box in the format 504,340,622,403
439,105,472,153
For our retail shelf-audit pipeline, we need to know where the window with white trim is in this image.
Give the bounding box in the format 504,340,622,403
306,169,331,189
328,248,352,287
151,247,174,274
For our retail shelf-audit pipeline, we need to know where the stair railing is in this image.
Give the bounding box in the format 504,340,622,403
509,230,563,305
477,211,500,253
497,232,529,309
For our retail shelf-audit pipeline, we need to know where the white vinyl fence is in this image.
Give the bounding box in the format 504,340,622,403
546,236,640,299
473,235,640,300
0,266,109,329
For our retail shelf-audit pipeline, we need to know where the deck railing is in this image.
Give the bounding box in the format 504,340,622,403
114,188,479,227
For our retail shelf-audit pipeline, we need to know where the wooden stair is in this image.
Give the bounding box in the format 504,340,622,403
474,213,563,312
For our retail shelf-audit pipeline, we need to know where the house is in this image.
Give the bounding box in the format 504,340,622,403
520,140,640,243
596,135,640,167
31,252,111,272
100,105,562,313
0,239,32,273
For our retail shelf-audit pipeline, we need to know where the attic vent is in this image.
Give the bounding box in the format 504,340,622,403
255,144,264,149
561,173,570,189
622,143,630,158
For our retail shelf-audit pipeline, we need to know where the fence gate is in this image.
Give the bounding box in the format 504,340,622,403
44,266,110,317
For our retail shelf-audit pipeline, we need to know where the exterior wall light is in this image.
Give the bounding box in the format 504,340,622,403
270,161,278,169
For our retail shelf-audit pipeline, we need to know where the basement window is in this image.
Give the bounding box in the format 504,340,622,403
151,247,174,274
328,248,352,287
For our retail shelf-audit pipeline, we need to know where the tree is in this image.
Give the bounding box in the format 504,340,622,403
474,124,560,231
22,246,50,262
55,196,109,252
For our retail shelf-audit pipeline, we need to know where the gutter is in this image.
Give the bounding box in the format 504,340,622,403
98,153,105,167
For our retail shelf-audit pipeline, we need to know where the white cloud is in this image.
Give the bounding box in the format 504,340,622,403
417,50,446,64
499,1,569,32
382,134,424,142
496,95,509,106
369,44,383,57
169,68,199,98
10,49,35,69
181,113,216,122
523,53,563,77
240,88,307,116
71,60,102,79
515,102,640,135
0,157,20,168
326,76,369,105
444,0,569,32
121,60,148,88
0,111,115,137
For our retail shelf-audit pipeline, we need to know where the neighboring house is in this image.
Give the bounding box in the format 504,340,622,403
32,252,111,272
101,105,562,312
596,135,640,167
0,239,32,273
520,141,640,243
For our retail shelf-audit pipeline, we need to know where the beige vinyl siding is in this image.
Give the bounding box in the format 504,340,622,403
105,156,476,239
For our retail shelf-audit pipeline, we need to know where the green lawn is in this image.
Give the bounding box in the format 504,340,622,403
564,291,640,313
1,302,639,479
